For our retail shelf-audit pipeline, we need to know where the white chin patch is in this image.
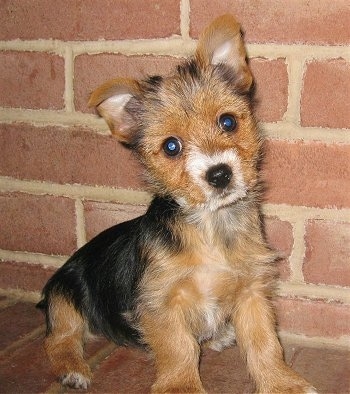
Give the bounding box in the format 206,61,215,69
186,147,247,211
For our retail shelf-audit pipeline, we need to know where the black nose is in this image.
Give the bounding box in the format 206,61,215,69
205,164,232,189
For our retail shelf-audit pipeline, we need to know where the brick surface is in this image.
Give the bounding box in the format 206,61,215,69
200,347,254,393
0,123,143,189
291,346,350,394
250,58,288,123
263,140,350,208
190,0,350,45
88,346,155,393
74,54,180,113
275,297,350,338
0,0,180,40
303,220,350,287
0,51,65,110
0,193,76,255
0,297,348,393
264,217,293,280
0,336,56,393
84,201,146,241
301,59,350,129
0,302,44,351
0,261,56,292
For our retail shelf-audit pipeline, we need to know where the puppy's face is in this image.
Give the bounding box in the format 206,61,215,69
89,15,261,211
134,66,260,211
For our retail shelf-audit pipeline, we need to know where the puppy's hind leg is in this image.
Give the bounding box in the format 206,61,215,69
44,295,92,389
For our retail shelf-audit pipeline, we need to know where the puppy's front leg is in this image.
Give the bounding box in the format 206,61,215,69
233,280,315,394
141,310,205,394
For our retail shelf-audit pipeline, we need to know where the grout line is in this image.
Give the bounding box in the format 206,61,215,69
0,176,151,205
278,282,350,305
88,342,118,371
1,109,349,144
278,331,350,350
262,203,350,223
288,219,306,283
283,56,305,126
64,45,75,112
1,176,349,223
263,121,350,144
0,107,109,133
75,199,87,248
0,287,41,303
1,40,349,60
0,325,46,358
0,248,67,268
180,0,191,40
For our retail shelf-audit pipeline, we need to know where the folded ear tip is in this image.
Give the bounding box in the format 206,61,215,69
210,14,241,34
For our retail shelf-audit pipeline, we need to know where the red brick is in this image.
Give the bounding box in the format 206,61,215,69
263,140,350,209
275,297,350,338
301,59,350,129
0,302,44,350
74,54,180,113
304,220,350,287
84,201,146,241
0,51,64,110
264,217,293,280
0,0,180,40
291,347,350,394
200,347,253,393
0,336,56,392
250,58,288,123
0,123,143,189
0,193,76,255
89,346,154,393
190,0,350,45
0,261,56,292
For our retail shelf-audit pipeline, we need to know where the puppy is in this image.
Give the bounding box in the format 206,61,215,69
37,14,316,393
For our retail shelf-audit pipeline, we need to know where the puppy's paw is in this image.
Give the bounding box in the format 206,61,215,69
258,370,317,394
61,372,91,390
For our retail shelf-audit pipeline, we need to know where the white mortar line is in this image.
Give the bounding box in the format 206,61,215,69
1,176,348,221
0,249,67,269
284,56,305,126
64,46,75,112
0,288,41,304
180,0,191,40
288,219,306,283
0,176,151,205
0,108,108,132
1,39,349,60
1,108,349,144
263,203,350,223
75,199,87,248
263,122,350,144
278,331,350,350
278,282,350,304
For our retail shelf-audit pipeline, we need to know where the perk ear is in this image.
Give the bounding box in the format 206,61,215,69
195,14,253,92
88,78,141,144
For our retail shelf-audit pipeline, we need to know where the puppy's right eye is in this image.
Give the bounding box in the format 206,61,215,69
163,137,182,157
218,113,237,133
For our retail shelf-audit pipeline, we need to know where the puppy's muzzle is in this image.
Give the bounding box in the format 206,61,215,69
205,164,232,189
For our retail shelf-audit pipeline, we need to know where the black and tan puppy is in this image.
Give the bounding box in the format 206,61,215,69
37,15,316,393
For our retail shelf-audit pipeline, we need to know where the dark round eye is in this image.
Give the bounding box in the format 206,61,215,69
218,113,237,132
163,137,182,157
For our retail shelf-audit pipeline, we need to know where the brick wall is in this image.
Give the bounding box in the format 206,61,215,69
0,1,349,347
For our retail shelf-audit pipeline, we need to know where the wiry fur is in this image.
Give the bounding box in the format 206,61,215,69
37,14,316,393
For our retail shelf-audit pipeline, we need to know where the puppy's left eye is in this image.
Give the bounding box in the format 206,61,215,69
218,114,237,132
163,137,182,157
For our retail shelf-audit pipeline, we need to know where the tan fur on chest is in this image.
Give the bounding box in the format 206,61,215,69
139,222,239,342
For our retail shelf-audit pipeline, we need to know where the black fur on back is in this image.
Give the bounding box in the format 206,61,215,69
37,196,182,346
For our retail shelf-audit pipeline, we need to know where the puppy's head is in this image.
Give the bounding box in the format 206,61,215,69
89,15,261,211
